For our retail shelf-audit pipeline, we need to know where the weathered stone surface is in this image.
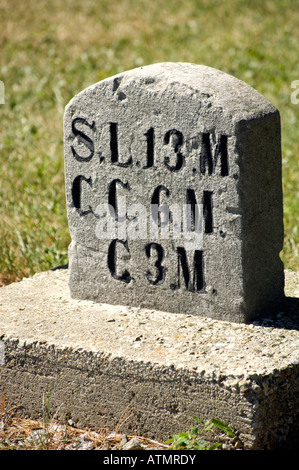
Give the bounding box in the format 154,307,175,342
0,269,298,449
64,62,284,322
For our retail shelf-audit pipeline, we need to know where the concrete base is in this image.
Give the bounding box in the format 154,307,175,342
0,268,298,450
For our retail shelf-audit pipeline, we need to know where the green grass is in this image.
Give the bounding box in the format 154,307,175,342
0,0,298,284
166,416,237,450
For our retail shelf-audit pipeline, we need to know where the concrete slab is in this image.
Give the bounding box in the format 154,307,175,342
0,268,298,449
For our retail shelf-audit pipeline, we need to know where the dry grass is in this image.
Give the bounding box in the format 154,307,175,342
0,416,168,450
0,395,168,450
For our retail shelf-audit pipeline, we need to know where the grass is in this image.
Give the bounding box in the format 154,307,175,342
0,0,298,284
166,416,238,450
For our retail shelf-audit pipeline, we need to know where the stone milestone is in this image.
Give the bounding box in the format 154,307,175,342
64,62,284,323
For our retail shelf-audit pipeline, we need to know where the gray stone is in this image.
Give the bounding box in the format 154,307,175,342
64,62,284,323
77,433,95,450
122,437,143,450
120,434,128,447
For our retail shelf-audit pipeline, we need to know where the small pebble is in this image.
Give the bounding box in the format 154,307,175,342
122,437,143,450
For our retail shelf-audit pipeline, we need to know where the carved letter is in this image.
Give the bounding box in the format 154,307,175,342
107,239,132,283
71,175,93,215
144,127,155,168
163,129,184,171
145,243,166,285
110,122,132,167
151,185,170,227
176,248,205,292
203,191,213,234
200,133,228,176
71,117,95,162
108,179,130,222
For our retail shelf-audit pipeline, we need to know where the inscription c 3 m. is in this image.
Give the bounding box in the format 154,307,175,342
107,239,206,293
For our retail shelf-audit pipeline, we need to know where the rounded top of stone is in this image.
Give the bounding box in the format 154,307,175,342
67,62,278,123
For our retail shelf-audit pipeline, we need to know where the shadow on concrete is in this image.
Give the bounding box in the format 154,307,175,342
52,264,69,271
251,296,299,331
